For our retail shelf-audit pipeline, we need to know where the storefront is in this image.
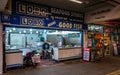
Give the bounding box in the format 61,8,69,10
86,24,113,59
0,0,87,71
87,24,103,47
4,26,83,61
87,24,104,58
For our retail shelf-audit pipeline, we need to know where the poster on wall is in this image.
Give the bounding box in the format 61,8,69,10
83,48,90,62
88,39,92,47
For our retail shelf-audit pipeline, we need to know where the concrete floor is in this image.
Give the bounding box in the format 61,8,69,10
2,56,120,75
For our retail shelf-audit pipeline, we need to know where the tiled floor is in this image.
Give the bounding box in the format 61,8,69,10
2,56,120,75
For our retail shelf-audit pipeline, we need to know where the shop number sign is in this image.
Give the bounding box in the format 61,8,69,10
83,48,90,62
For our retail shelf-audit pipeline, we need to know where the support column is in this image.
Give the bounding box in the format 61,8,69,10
0,25,3,74
83,30,88,48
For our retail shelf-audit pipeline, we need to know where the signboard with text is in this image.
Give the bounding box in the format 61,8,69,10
88,24,103,33
12,0,84,23
1,14,86,30
0,0,88,30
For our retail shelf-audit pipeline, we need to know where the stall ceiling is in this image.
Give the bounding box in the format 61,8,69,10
21,0,120,12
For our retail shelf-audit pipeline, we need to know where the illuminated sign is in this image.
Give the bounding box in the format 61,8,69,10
1,14,85,30
21,17,44,26
16,2,49,17
12,0,84,23
58,22,82,29
88,25,103,33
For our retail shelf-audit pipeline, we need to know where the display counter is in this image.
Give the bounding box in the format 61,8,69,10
6,50,23,69
52,47,82,61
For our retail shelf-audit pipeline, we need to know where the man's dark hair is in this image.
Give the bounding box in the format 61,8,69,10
42,42,50,50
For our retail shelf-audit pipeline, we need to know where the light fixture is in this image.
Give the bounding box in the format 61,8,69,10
6,31,9,33
30,32,32,34
9,29,12,32
30,29,32,32
13,28,16,31
19,31,22,34
70,0,83,4
23,30,26,33
36,31,39,33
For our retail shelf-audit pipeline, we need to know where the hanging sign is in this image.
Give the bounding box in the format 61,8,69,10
88,24,103,33
1,14,86,30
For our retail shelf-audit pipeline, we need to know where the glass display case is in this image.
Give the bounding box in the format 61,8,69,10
5,27,82,56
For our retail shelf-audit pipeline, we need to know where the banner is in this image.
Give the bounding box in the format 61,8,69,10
1,14,87,30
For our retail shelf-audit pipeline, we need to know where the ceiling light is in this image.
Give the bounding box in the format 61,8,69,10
30,32,32,34
19,31,22,34
9,30,12,32
70,0,83,4
23,30,26,33
13,28,16,31
36,31,39,33
6,31,9,33
30,29,32,32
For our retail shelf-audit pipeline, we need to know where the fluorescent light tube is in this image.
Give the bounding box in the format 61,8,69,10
70,0,83,4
